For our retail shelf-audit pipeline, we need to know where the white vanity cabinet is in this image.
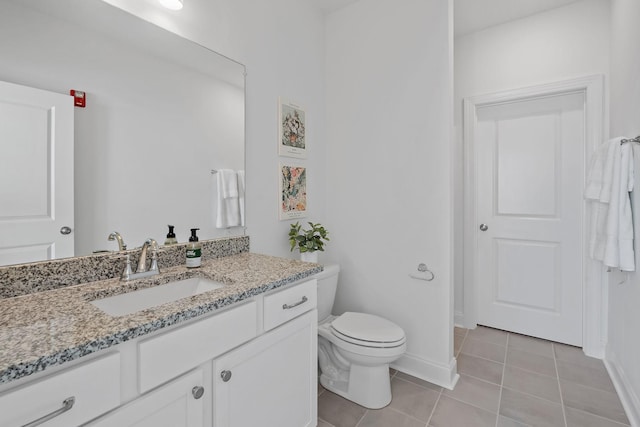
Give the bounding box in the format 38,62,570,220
0,353,121,427
0,278,318,427
213,309,317,427
86,368,206,427
213,279,317,427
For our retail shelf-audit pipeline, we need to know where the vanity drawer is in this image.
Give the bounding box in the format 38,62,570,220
138,300,257,393
0,352,120,427
263,279,317,331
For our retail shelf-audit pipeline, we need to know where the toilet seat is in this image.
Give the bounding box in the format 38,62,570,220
330,312,406,348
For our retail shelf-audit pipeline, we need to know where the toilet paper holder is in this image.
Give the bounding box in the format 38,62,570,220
409,263,435,281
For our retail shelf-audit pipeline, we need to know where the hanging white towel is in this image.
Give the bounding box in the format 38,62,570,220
215,169,241,228
585,137,635,271
237,170,245,227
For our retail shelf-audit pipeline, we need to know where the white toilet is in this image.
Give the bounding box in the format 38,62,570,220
316,264,406,409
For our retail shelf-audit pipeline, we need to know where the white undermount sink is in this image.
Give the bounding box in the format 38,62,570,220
90,277,225,316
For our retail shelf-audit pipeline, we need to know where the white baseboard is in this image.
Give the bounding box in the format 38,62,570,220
454,311,465,328
391,352,459,390
605,348,640,427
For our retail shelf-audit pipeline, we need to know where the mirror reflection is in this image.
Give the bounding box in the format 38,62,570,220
0,0,246,266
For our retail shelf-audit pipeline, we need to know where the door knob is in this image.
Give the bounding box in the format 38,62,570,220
479,224,488,231
60,226,72,235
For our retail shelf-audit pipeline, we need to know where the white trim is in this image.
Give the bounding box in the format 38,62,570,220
462,75,606,356
605,347,640,426
392,352,459,390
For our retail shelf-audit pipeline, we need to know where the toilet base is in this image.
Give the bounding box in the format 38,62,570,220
320,363,392,409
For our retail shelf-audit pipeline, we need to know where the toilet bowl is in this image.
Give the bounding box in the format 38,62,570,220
315,265,406,409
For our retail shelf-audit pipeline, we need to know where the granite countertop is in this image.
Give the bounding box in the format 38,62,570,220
0,252,321,385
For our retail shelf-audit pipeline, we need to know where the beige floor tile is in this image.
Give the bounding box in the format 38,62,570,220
556,359,616,393
442,374,500,412
358,407,425,427
564,406,630,426
454,334,464,356
317,390,367,427
317,419,336,427
454,326,468,336
461,337,507,363
395,372,443,392
499,387,565,426
560,379,630,425
389,377,440,422
429,395,497,427
457,353,504,385
502,365,561,403
553,343,605,370
497,415,531,426
508,333,554,358
467,325,508,346
506,348,557,377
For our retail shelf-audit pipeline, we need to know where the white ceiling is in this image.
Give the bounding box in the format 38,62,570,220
455,0,582,36
314,0,583,36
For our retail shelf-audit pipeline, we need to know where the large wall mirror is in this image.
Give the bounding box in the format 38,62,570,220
0,0,246,266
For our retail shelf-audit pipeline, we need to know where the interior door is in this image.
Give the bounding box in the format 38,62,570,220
0,80,74,265
475,91,584,346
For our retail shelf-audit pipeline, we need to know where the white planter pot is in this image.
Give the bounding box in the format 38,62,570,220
300,251,318,263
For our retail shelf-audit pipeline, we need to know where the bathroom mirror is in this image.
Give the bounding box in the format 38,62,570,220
0,0,245,266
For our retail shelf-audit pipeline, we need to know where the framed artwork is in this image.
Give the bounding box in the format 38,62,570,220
278,98,306,158
279,163,307,220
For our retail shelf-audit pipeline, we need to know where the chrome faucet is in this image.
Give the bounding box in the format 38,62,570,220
121,238,160,281
108,231,127,251
136,238,158,273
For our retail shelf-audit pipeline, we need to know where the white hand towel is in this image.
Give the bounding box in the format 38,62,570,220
237,170,245,227
586,137,635,271
216,169,241,228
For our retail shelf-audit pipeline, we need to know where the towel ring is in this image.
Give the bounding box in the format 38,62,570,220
409,263,435,281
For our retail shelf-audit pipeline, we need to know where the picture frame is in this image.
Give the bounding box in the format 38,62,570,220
278,98,306,159
279,163,307,220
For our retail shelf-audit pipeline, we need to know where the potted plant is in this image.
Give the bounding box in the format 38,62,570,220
289,221,329,263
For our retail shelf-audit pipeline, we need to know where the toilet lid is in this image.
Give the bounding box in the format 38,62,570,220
331,312,405,344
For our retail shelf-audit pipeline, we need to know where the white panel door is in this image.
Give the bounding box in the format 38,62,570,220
475,92,584,346
0,80,74,265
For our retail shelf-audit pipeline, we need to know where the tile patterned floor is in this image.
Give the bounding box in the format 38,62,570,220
317,326,630,427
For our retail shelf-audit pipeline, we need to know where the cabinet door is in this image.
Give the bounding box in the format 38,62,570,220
213,310,317,427
87,368,206,427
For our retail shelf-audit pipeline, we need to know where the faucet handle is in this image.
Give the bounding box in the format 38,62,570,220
149,247,160,273
121,254,133,281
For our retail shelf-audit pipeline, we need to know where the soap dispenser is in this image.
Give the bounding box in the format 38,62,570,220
164,225,178,245
186,228,201,268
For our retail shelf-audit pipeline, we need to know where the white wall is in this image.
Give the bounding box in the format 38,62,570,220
325,0,456,387
453,0,611,324
607,0,640,423
102,0,328,258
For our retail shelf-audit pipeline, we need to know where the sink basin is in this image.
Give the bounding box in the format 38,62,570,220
91,277,225,316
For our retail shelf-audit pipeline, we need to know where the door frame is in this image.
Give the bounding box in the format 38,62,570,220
462,75,606,357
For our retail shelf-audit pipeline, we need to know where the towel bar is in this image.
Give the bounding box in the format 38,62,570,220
620,136,640,144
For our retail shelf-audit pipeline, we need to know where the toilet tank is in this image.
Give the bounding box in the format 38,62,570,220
315,264,340,322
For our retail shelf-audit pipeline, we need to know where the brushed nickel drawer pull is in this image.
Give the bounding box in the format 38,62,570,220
22,396,75,427
283,296,308,310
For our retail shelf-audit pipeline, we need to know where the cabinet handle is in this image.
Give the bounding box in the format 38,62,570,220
220,370,232,382
282,296,308,310
192,386,205,399
22,396,75,427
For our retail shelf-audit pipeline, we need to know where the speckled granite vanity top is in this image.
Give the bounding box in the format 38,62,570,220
0,253,321,385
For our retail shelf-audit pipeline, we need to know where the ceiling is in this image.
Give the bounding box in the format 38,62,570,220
313,0,583,36
454,0,582,37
